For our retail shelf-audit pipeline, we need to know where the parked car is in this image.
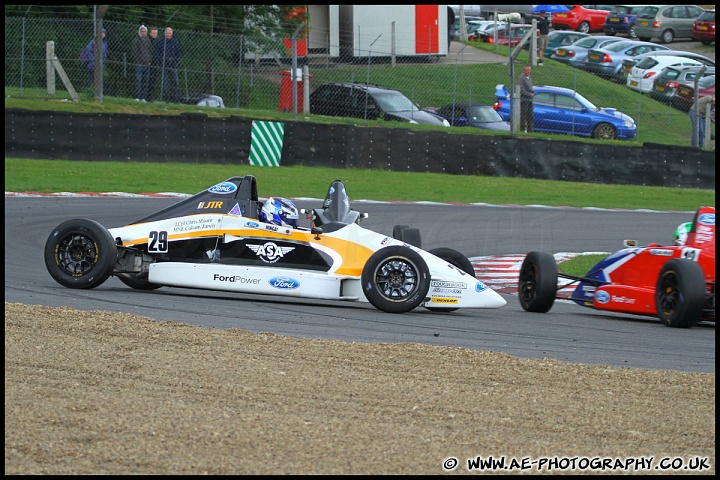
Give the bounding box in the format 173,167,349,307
649,65,716,104
494,84,636,140
449,17,485,40
551,5,614,33
428,102,510,131
635,5,706,44
626,55,703,93
619,49,715,84
536,30,590,58
671,75,716,112
180,93,225,108
477,23,532,47
582,40,670,82
550,35,623,68
309,83,450,127
603,5,653,39
692,8,715,45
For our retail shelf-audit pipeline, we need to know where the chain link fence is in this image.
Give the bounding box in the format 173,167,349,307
5,16,714,148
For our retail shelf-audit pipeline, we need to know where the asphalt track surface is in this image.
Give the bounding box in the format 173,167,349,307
5,195,714,373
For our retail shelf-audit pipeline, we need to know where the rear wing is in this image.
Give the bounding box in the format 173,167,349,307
687,206,715,248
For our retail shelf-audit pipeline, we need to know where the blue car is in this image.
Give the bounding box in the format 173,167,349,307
494,84,636,141
603,5,653,39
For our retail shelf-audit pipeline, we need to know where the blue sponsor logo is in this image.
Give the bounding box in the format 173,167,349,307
246,221,260,228
208,182,238,195
475,282,487,293
269,277,300,290
698,213,715,226
595,290,610,304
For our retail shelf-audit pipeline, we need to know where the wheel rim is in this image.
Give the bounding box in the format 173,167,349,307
663,31,673,43
596,124,615,140
629,25,636,38
657,272,680,317
374,257,420,300
56,233,99,276
518,263,537,305
579,22,589,34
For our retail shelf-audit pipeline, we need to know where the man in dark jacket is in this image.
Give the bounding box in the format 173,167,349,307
537,11,550,65
157,27,182,103
519,65,534,133
132,25,152,101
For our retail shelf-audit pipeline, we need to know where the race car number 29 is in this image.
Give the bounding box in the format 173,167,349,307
148,231,169,253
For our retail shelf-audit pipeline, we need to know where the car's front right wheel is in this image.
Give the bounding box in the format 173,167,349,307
593,123,616,140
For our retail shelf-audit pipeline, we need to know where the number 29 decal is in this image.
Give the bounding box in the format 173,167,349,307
148,231,169,253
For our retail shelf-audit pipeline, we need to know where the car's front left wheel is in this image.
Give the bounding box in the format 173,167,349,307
361,246,430,313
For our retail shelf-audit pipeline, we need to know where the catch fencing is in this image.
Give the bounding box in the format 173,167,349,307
4,16,714,149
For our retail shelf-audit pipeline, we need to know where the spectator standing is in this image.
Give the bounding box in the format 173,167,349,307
132,25,152,101
690,93,715,148
157,27,182,103
537,11,550,66
83,28,108,87
519,65,534,133
147,27,160,101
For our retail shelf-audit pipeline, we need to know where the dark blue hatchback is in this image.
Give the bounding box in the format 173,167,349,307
494,84,637,140
603,5,652,39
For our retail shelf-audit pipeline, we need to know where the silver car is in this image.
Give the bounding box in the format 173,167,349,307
550,35,624,68
582,40,670,82
634,5,706,44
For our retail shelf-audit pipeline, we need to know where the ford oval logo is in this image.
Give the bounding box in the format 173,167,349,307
595,290,610,304
269,277,300,290
698,213,715,226
208,182,238,195
246,221,260,228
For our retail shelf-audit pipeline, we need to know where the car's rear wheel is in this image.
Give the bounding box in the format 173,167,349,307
116,272,163,290
425,247,476,312
392,224,422,248
593,123,616,140
44,219,117,289
577,21,590,34
628,24,637,38
518,251,558,313
660,29,674,44
656,259,705,328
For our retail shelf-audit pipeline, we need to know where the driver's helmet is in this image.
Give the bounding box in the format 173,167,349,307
259,197,299,228
673,222,692,246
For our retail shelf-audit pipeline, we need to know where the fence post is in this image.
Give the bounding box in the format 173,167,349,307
46,41,56,94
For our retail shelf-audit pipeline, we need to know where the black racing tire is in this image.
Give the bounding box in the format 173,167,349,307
577,21,590,34
593,123,616,140
518,251,558,313
392,224,422,248
116,273,163,290
44,219,117,289
425,247,476,312
361,246,430,313
660,29,674,44
655,259,705,328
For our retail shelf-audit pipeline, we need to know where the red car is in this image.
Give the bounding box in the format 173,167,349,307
518,206,716,328
692,8,715,45
671,75,716,113
552,5,614,34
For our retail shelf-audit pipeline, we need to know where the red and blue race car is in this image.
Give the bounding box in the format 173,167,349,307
518,206,715,328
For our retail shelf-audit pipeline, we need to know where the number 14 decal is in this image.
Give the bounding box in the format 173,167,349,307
148,231,169,253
